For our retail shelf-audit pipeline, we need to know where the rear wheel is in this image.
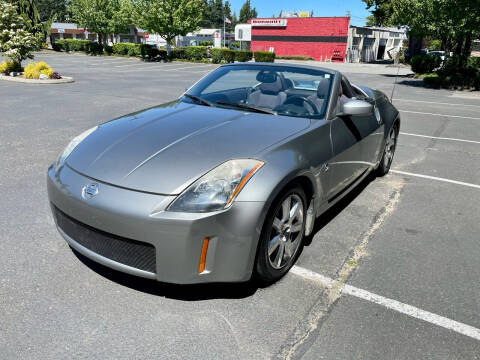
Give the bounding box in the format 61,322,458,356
376,124,398,176
255,186,307,283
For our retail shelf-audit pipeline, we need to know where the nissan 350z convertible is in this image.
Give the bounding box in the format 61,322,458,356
47,63,400,284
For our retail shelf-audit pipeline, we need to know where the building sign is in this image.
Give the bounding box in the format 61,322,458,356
299,12,310,18
251,19,288,27
58,29,65,33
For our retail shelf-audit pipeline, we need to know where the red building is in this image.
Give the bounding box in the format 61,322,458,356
249,17,350,62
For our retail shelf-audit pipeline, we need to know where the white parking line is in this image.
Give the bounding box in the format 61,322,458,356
290,266,480,341
394,99,480,109
400,132,480,144
390,170,480,189
400,110,480,121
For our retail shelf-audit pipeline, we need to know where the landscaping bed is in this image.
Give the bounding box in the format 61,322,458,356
410,54,480,90
51,39,276,63
0,60,73,84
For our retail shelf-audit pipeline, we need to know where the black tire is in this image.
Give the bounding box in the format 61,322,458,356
376,123,399,177
255,185,307,284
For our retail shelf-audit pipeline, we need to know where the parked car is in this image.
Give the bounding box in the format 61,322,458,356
47,63,400,284
428,50,446,62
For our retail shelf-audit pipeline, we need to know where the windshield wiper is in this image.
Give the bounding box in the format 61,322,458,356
216,101,277,115
183,93,214,107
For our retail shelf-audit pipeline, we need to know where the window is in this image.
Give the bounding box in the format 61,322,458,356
185,65,334,119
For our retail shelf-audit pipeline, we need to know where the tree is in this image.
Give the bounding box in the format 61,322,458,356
69,0,132,44
393,0,480,59
361,0,394,26
239,0,257,24
133,0,205,55
36,0,70,22
0,2,39,68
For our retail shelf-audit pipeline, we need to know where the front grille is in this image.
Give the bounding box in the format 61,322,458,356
54,206,156,273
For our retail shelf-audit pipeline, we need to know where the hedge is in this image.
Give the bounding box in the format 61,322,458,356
112,43,141,56
410,54,442,74
210,48,235,64
254,51,276,62
53,39,91,52
235,50,253,62
184,46,208,60
85,42,104,56
170,48,186,59
276,55,314,61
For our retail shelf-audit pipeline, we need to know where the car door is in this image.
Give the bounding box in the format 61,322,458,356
326,78,377,201
349,80,385,167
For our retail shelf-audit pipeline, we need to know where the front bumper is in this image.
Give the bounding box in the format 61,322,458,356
47,164,267,284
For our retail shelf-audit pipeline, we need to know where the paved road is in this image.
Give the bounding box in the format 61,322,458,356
1,53,479,359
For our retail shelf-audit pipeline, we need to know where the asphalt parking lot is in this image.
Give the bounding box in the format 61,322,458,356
1,52,479,359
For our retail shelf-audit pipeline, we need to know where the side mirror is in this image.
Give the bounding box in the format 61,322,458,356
339,99,373,116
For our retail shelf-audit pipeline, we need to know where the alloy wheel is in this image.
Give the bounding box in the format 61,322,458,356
267,194,304,270
384,126,397,168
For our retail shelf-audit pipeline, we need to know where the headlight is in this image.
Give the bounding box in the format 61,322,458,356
168,159,264,213
56,126,98,171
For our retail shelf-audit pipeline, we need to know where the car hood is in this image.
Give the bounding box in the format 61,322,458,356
66,101,310,194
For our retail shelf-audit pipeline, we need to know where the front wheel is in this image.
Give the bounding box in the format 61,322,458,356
376,124,398,176
255,186,307,284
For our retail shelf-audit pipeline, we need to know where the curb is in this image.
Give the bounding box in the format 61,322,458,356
0,75,74,84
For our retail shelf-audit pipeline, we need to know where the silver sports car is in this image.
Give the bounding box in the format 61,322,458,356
47,63,399,284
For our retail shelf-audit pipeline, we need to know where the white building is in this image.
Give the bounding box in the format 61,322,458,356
49,23,147,44
347,26,407,63
177,28,222,47
234,24,251,50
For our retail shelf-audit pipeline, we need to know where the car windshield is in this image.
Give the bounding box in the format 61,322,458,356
183,65,334,119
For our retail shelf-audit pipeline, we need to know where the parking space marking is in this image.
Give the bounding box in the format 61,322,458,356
391,170,480,189
394,99,480,108
400,110,480,121
290,266,480,341
400,132,480,144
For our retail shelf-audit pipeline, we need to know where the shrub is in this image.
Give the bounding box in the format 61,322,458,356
112,43,140,56
184,46,208,61
422,73,442,88
210,48,235,63
52,42,62,51
467,56,480,69
53,39,91,52
24,61,53,79
210,48,223,63
139,44,161,61
0,60,23,72
170,48,185,60
234,50,253,62
85,42,104,56
199,41,213,46
410,54,441,74
254,51,276,62
276,55,314,61
50,72,62,79
223,49,235,63
103,44,113,55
